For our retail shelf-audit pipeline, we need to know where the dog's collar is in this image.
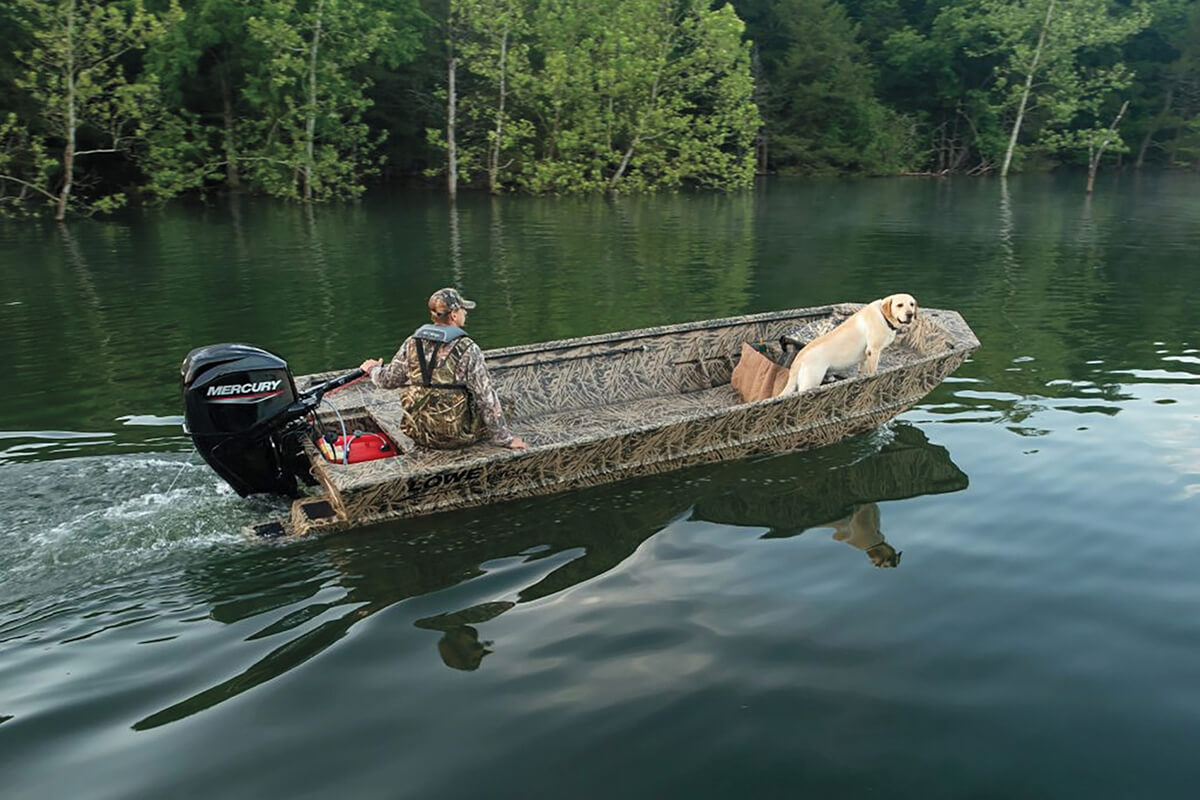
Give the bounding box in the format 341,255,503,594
880,309,901,333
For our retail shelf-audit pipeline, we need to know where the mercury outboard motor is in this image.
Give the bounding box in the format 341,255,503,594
181,344,362,497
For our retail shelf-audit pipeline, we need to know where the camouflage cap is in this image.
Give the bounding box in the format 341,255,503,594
428,287,477,315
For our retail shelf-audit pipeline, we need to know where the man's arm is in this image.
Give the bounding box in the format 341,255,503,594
368,339,413,389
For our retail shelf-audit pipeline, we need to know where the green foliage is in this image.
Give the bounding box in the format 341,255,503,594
241,0,393,201
522,0,759,193
2,0,1199,207
0,112,55,214
144,0,423,201
141,0,258,195
756,0,917,175
424,0,759,194
947,0,1151,172
1150,0,1200,167
872,6,1006,172
451,0,535,192
1039,122,1129,168
3,0,181,218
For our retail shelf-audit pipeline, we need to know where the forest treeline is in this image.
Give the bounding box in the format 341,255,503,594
0,0,1196,219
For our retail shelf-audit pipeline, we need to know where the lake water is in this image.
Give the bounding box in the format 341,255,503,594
1,172,1198,799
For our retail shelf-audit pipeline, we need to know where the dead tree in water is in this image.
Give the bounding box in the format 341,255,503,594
447,51,458,202
1087,100,1129,193
1001,0,1056,178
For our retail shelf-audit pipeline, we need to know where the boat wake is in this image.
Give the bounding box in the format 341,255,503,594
0,453,288,604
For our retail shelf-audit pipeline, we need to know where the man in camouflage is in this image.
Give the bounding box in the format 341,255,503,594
360,288,527,450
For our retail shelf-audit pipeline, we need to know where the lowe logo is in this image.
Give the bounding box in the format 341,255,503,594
406,466,485,496
206,380,284,403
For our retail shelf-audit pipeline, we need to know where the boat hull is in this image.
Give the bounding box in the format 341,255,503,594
255,305,979,537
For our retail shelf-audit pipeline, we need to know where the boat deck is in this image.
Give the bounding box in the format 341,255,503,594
305,380,747,492
519,382,743,446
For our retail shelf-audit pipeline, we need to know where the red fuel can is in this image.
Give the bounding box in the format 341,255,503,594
317,431,398,464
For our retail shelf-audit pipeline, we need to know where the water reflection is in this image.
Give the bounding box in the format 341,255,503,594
692,424,967,537
132,424,966,727
414,601,515,671
58,225,118,396
826,504,901,568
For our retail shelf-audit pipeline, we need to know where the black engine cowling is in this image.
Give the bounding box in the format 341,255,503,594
181,344,366,498
181,343,310,497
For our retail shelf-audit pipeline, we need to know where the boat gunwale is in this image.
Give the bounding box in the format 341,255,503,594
480,304,843,362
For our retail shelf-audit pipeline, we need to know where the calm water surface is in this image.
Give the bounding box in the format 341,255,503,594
1,173,1198,799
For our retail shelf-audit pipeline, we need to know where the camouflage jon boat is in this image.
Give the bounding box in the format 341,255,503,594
181,304,979,537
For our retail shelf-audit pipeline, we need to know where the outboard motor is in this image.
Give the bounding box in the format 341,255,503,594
180,344,362,497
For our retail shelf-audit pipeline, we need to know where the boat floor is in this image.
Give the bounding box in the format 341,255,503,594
518,382,742,446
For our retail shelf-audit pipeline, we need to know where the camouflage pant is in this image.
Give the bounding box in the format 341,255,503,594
400,385,483,449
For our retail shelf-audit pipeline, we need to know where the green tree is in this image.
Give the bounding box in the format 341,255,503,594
243,0,421,202
426,0,758,194
3,0,181,220
1040,98,1130,191
882,8,1005,173
751,0,916,175
423,0,533,197
1125,0,1200,167
146,0,259,192
454,0,534,194
1166,2,1200,166
951,0,1151,177
0,113,55,214
522,0,759,194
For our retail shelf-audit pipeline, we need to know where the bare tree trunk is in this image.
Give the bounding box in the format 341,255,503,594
303,0,324,203
751,45,768,175
1135,85,1173,169
449,200,463,284
56,7,77,222
1002,0,1055,178
548,102,561,162
1087,100,1128,193
488,27,508,195
447,52,458,202
220,67,241,189
57,102,75,222
609,44,666,194
610,136,638,192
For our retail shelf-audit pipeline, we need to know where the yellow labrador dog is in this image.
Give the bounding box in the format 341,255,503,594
778,293,918,396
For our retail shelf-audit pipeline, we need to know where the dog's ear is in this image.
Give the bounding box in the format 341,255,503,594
881,295,894,322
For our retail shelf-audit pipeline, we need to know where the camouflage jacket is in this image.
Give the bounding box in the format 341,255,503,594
369,329,516,448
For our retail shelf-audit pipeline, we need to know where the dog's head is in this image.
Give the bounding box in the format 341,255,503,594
866,542,903,568
881,293,918,328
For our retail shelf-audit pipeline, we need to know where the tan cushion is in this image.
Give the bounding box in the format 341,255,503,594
731,342,789,403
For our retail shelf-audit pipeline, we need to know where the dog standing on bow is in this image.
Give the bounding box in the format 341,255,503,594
777,293,918,396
